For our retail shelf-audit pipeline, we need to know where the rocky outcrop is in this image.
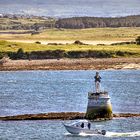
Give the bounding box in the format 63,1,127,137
0,58,140,71
0,112,85,121
0,112,140,121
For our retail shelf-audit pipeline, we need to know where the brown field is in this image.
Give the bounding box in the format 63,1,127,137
0,28,140,43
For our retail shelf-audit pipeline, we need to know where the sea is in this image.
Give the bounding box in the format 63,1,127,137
0,0,140,17
0,70,140,140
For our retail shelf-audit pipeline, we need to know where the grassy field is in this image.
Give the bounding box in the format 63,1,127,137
0,27,140,58
0,40,140,58
0,28,140,41
0,17,55,30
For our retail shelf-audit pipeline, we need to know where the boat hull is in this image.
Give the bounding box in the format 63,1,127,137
63,124,106,135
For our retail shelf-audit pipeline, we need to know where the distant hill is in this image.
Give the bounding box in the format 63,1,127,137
0,15,140,30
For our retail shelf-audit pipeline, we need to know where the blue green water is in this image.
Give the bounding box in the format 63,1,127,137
0,70,140,139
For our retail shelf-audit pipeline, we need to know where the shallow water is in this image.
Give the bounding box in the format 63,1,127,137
0,70,140,139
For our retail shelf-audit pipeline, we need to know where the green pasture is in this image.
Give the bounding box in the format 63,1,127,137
0,28,140,41
0,40,140,57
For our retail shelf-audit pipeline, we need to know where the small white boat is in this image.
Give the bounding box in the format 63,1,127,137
63,120,106,135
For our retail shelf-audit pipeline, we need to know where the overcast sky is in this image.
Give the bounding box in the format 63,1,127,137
0,0,140,17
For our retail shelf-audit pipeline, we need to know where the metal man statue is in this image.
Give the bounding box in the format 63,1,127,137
94,72,101,93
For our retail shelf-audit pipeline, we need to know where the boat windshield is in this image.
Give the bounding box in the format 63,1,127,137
71,121,90,129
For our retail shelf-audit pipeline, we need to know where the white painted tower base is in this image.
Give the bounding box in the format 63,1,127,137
86,91,113,120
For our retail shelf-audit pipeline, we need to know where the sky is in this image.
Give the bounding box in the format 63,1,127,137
0,0,140,17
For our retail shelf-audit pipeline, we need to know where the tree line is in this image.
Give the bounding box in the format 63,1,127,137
55,15,140,29
1,15,140,30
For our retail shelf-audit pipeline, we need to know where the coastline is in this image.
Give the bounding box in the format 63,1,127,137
0,58,140,71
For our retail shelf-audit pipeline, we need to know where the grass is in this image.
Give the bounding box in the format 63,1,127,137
0,40,140,57
0,17,55,28
0,28,140,41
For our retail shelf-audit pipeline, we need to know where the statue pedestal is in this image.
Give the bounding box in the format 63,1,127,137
85,92,113,120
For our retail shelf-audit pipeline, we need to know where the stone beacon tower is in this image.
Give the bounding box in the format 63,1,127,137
86,74,112,120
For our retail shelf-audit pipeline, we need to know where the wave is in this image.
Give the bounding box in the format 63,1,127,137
64,131,140,137
64,132,99,137
106,131,140,138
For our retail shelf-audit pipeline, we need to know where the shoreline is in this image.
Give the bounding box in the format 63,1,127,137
6,40,130,45
0,58,140,71
0,112,140,121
